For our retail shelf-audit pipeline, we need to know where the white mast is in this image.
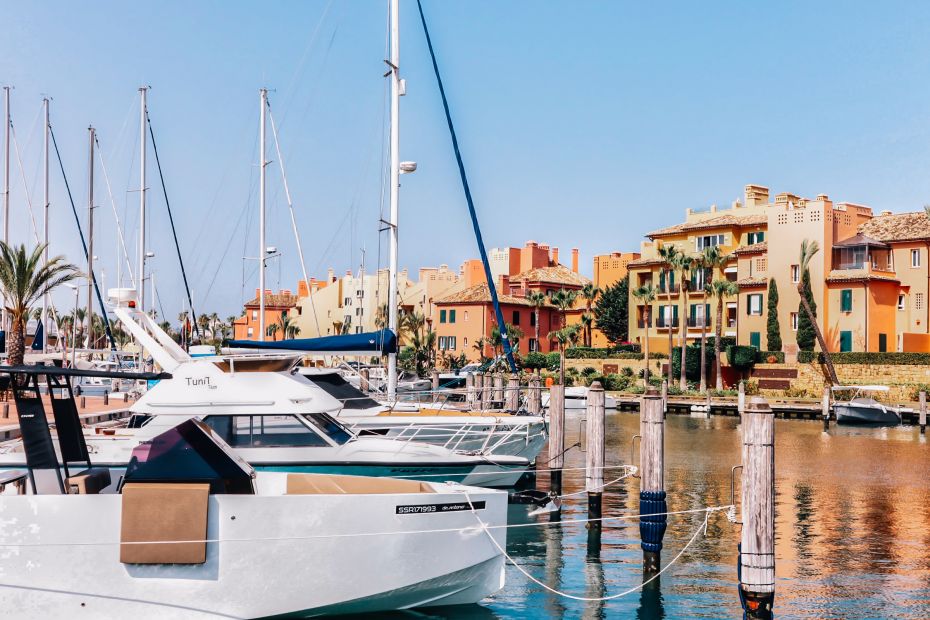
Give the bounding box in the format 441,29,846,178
138,86,148,314
42,97,49,353
86,126,95,349
259,88,268,342
387,0,400,399
2,86,9,335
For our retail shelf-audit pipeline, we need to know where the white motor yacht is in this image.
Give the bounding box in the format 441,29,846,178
0,375,508,618
832,385,906,425
542,385,618,410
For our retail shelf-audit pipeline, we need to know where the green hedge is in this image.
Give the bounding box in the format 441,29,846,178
799,351,930,365
670,346,715,382
755,350,785,363
565,347,643,360
726,345,758,370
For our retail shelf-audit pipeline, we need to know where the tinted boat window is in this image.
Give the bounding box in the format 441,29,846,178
303,412,353,445
304,373,380,410
202,415,331,448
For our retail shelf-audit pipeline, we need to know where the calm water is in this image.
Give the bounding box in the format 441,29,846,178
361,412,930,619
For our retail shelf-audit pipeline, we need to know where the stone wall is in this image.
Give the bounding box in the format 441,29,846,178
754,362,930,403
565,357,653,375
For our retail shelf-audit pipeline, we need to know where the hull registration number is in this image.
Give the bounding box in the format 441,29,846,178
396,501,486,514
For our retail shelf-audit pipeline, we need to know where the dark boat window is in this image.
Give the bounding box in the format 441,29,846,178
303,412,353,445
305,372,380,410
124,419,255,494
202,415,331,448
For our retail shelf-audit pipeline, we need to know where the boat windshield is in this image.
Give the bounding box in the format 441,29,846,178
306,373,380,410
303,412,354,445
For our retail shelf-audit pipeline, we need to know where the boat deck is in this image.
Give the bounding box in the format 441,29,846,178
0,394,130,441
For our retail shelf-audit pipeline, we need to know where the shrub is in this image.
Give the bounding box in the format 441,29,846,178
799,352,930,365
523,351,548,371
744,380,760,396
727,345,758,371
582,373,630,392
565,347,644,360
545,351,562,371
670,346,715,381
756,350,785,364
705,335,737,351
621,367,635,378
911,384,930,400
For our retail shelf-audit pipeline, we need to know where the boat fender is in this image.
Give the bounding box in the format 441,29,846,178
639,489,667,553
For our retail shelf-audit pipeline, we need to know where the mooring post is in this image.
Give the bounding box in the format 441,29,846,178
586,381,606,521
919,390,927,435
739,396,775,619
527,375,542,415
465,372,475,408
1,402,8,419
103,390,109,406
431,370,440,403
475,372,486,409
80,396,86,409
640,387,666,573
822,387,830,431
738,380,746,419
123,392,129,403
505,374,520,412
359,368,370,394
493,372,504,408
548,384,565,494
661,379,668,416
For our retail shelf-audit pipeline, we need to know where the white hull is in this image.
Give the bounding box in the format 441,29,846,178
0,474,507,618
542,387,617,410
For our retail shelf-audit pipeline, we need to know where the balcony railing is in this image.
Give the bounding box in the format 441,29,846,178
655,318,680,328
657,285,680,294
637,319,652,328
687,317,709,328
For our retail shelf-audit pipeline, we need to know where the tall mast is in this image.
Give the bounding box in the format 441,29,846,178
2,86,9,334
138,86,148,312
42,97,49,353
258,88,268,342
387,0,400,399
87,126,95,350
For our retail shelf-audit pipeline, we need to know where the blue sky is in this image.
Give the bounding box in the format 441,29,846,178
3,1,930,320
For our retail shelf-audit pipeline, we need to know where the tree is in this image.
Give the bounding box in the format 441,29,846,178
472,336,488,362
632,282,657,387
672,251,694,390
548,323,580,385
278,313,299,340
796,240,838,384
580,283,601,346
708,279,739,391
527,290,547,350
766,278,782,352
593,277,629,344
490,322,524,357
550,289,579,331
265,322,279,340
658,244,681,387
0,242,79,367
697,246,727,392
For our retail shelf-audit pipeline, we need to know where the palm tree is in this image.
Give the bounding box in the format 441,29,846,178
698,247,728,392
472,336,487,362
411,327,437,376
657,244,681,387
265,322,279,340
490,323,524,357
197,314,212,342
548,324,581,386
178,311,190,346
580,283,601,346
672,251,694,390
633,282,657,387
0,242,79,366
401,311,426,341
797,240,838,384
527,290,547,351
374,303,389,330
708,279,739,391
278,313,300,340
550,288,579,331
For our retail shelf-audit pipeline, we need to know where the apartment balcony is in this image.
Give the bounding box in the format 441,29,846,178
655,318,680,329
637,319,652,329
687,317,710,328
657,284,680,295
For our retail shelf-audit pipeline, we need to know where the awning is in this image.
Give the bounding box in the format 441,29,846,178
228,329,397,356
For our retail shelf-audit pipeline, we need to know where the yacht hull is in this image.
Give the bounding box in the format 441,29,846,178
834,403,901,425
0,484,507,618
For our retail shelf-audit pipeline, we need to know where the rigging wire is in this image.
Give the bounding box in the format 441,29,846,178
415,0,517,372
93,135,136,288
144,109,201,340
47,124,117,351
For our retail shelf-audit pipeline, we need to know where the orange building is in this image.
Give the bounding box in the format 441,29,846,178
233,286,306,341
592,251,640,289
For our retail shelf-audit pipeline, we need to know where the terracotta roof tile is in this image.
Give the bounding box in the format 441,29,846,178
858,212,930,242
627,257,666,268
510,265,590,287
737,277,768,289
732,241,767,255
825,269,899,284
244,292,300,307
647,213,767,239
435,283,540,306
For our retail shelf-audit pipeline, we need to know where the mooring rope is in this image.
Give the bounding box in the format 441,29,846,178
465,492,731,603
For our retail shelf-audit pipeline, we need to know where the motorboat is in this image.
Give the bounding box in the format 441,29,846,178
0,290,531,489
832,385,905,425
0,367,508,617
343,365,432,394
299,366,549,461
542,385,618,410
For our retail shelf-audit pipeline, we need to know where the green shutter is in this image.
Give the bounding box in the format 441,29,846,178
449,309,456,323
669,272,675,290
705,304,711,327
659,270,666,293
879,333,887,353
440,309,447,323
840,331,852,352
750,332,761,348
841,289,852,312
673,305,679,323
689,304,696,322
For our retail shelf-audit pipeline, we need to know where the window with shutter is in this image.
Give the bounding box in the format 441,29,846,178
841,290,852,312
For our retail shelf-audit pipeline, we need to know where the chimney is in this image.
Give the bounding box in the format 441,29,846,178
498,275,510,295
255,288,260,299
880,210,892,216
327,268,335,282
571,248,579,273
552,247,560,265
744,184,770,207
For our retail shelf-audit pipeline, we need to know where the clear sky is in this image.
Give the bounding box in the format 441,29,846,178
3,1,930,321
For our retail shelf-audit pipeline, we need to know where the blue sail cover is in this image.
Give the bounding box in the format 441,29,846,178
228,329,397,356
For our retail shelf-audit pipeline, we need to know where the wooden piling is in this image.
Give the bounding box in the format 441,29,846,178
920,391,927,435
103,391,109,406
527,375,542,415
505,374,520,411
431,370,440,403
80,396,86,409
639,388,666,573
661,379,668,416
465,372,475,408
822,387,830,431
492,373,504,408
740,396,775,618
586,381,606,521
548,384,565,494
476,372,487,410
738,381,746,418
123,392,129,403
1,403,8,419
359,368,370,393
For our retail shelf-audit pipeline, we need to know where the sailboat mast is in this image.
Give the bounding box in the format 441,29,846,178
86,126,95,350
387,0,400,399
2,86,9,334
259,88,268,342
138,86,148,313
42,97,49,354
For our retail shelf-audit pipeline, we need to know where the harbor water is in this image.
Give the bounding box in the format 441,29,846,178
364,410,930,619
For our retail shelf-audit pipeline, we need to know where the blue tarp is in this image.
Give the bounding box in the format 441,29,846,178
228,329,397,355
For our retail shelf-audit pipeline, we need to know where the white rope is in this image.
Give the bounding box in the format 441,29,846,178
0,503,734,548
555,465,636,498
466,492,728,603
